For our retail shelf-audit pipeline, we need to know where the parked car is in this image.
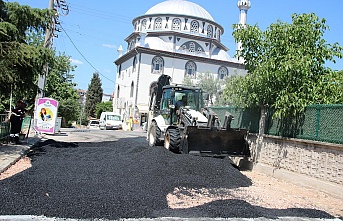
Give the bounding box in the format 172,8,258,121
87,120,100,129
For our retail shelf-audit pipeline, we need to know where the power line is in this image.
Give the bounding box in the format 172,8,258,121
68,2,132,21
60,24,116,84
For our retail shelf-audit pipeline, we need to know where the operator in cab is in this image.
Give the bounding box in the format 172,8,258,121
176,95,187,109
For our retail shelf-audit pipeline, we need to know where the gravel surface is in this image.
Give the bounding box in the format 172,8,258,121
0,131,342,220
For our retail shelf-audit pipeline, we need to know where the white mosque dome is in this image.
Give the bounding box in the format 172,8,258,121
211,48,232,61
145,0,215,22
144,37,173,51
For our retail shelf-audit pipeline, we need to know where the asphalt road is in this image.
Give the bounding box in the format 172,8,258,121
0,129,339,221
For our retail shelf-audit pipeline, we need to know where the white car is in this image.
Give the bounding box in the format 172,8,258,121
87,120,100,129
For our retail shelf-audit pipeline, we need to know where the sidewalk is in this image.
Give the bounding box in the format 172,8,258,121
0,135,41,174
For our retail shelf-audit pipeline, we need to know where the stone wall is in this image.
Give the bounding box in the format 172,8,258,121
247,134,343,198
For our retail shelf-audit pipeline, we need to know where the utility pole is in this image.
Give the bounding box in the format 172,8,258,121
36,0,69,99
33,0,69,133
36,0,54,99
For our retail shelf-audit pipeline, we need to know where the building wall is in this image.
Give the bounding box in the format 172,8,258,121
115,49,247,116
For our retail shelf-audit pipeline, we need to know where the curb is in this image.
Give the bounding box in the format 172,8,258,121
0,137,41,174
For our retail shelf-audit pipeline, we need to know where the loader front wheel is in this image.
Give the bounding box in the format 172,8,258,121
148,121,161,147
164,128,181,153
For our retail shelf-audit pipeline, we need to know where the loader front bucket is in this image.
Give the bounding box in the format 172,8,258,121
182,126,250,157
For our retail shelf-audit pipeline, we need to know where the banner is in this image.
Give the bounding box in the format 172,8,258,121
35,98,59,134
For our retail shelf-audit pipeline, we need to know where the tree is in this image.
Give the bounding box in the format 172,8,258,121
84,72,103,118
95,101,113,119
0,1,55,112
182,76,195,86
183,72,228,106
226,13,343,118
44,53,80,126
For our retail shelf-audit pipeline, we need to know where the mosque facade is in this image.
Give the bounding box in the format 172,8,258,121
113,0,251,128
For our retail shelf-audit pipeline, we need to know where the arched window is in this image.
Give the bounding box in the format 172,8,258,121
128,40,135,51
180,41,204,54
172,18,181,30
118,65,122,79
141,19,147,31
190,20,199,33
185,61,196,78
218,66,228,80
207,25,213,38
151,56,164,74
117,85,120,99
217,29,221,40
154,17,162,30
130,81,134,98
189,42,195,53
132,56,137,72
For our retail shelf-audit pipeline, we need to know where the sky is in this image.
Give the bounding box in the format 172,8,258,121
7,0,343,95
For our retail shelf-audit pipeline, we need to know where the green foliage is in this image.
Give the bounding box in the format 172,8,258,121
0,1,80,127
227,13,343,118
95,101,113,119
196,72,221,105
84,72,103,118
182,76,195,86
0,1,55,113
45,52,80,124
183,72,228,106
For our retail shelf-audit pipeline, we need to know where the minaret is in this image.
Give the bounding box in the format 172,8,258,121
236,0,251,60
117,45,123,58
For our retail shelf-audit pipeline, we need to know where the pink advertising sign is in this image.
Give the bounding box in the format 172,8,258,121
35,98,59,134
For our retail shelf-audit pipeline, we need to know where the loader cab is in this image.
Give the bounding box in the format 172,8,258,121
161,86,204,110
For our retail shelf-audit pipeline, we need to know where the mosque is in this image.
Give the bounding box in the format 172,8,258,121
113,0,251,128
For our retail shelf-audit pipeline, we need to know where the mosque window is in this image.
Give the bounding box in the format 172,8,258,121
180,41,204,54
117,85,120,99
151,56,164,74
218,66,228,80
207,25,213,38
190,20,199,33
128,40,135,51
172,18,181,30
217,30,221,40
118,65,122,79
141,19,147,31
130,81,134,98
182,45,187,52
185,61,196,78
189,42,195,53
154,17,162,30
133,56,137,72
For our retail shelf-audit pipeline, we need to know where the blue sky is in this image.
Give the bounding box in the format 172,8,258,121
8,0,343,95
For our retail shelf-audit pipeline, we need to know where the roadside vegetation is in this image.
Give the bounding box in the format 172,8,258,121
226,13,343,119
0,1,88,126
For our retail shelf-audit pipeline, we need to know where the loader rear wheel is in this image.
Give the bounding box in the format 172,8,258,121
164,128,181,153
148,121,161,147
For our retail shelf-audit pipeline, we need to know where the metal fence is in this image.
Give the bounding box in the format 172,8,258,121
210,104,343,145
266,104,343,144
0,114,10,140
209,106,260,133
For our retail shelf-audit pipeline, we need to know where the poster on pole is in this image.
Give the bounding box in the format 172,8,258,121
35,97,59,134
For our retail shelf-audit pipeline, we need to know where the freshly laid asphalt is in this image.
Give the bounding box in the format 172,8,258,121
0,130,341,221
